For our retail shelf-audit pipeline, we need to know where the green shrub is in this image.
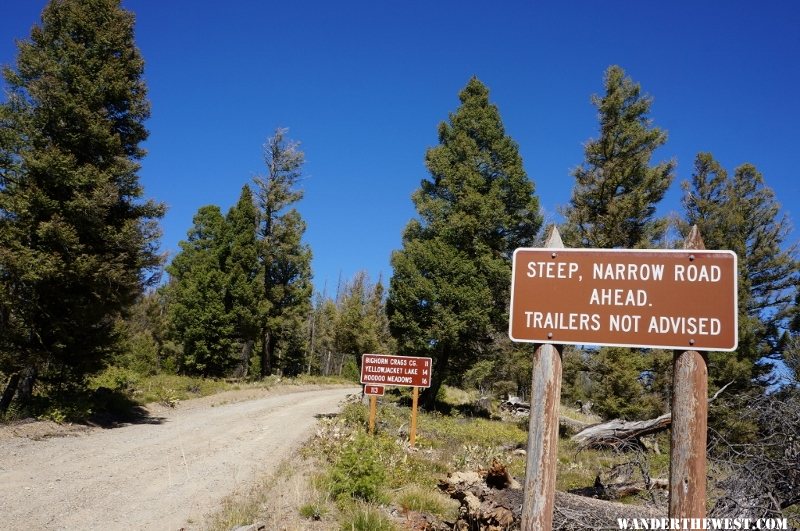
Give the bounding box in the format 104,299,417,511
340,356,360,381
492,380,517,399
89,366,140,393
463,360,494,392
328,432,386,503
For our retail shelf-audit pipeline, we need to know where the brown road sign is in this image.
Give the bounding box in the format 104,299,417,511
361,354,433,388
364,385,385,396
509,248,738,351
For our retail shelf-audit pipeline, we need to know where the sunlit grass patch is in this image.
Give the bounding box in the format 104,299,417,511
396,485,459,520
339,503,397,531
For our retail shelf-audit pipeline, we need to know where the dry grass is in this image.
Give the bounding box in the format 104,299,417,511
202,456,337,531
559,403,602,424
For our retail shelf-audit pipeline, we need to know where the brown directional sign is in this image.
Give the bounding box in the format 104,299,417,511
364,385,385,396
361,354,433,388
509,248,738,351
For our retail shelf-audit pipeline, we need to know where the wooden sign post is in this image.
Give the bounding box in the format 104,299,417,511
410,386,419,447
360,354,432,446
519,226,565,531
364,385,384,435
669,226,709,529
509,226,737,530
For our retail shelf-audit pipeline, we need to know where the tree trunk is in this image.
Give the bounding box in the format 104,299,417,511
0,373,20,413
238,340,253,378
260,331,274,378
439,460,664,530
18,365,37,407
420,350,449,410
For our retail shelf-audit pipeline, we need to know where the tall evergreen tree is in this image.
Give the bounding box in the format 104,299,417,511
560,66,674,418
387,77,542,408
681,153,799,391
224,185,261,377
562,65,674,249
166,206,234,376
780,289,800,384
253,128,313,377
366,277,396,356
0,0,163,405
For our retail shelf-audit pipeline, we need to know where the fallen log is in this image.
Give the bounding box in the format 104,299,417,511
571,381,734,449
500,397,593,436
559,415,591,436
571,413,672,449
439,459,663,530
606,478,668,498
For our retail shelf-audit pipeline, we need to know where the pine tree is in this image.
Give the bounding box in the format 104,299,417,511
780,289,800,384
0,0,163,405
114,290,170,376
681,154,799,391
560,66,674,418
166,206,234,376
309,294,339,375
366,277,395,355
253,128,313,377
387,78,542,407
562,65,674,249
335,272,395,370
224,185,261,377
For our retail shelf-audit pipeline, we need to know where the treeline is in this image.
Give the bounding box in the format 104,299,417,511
163,129,314,378
121,266,394,381
2,0,799,433
122,128,395,380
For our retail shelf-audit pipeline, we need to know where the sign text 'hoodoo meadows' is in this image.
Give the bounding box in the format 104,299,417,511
509,249,738,351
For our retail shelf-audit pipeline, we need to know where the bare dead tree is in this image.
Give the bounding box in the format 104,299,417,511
708,388,800,523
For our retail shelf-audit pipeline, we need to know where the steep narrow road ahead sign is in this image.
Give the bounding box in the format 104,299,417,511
509,248,737,351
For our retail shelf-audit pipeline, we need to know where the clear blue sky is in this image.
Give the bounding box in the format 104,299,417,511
2,1,798,295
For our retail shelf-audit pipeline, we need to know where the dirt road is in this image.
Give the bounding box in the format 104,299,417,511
0,386,358,530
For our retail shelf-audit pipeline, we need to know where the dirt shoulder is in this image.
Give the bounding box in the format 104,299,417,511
0,384,360,530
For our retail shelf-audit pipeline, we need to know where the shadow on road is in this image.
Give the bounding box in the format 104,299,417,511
86,387,166,428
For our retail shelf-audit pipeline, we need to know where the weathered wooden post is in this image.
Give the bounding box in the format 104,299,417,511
669,226,709,528
368,394,377,435
410,386,419,447
521,226,564,531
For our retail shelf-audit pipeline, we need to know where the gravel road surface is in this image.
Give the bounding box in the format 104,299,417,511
0,386,358,530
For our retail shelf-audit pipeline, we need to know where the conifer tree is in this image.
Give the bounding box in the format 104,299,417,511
166,206,234,376
309,294,339,375
562,65,674,248
388,78,542,407
560,66,674,418
224,185,261,376
0,0,163,404
253,129,313,376
681,153,799,391
335,272,395,369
